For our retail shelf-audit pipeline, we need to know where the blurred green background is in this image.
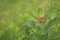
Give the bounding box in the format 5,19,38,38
0,0,60,40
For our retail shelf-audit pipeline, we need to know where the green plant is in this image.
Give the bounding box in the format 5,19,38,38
0,0,60,40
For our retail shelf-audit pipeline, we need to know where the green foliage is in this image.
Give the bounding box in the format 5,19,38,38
0,0,60,40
